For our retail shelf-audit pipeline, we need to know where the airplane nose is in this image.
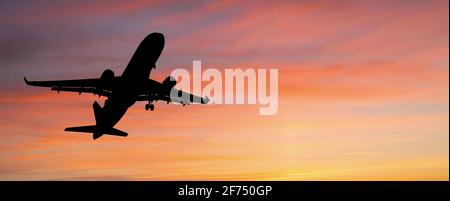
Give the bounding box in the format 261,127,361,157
149,32,165,42
141,32,165,51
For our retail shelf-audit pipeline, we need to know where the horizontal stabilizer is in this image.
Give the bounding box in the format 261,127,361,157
104,127,128,137
65,125,128,140
65,125,97,133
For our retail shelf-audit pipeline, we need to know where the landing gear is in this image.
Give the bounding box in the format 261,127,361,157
145,103,154,111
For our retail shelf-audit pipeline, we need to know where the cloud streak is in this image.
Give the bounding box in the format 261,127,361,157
0,0,448,180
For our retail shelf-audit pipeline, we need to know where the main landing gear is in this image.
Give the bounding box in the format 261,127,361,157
145,103,154,111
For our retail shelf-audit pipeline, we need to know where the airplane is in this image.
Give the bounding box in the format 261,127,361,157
24,32,209,140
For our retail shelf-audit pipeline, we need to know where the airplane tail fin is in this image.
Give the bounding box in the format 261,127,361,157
64,101,128,140
93,101,102,125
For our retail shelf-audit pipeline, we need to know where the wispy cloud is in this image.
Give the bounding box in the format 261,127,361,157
0,0,448,180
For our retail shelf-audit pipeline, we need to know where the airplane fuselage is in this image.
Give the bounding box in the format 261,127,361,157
96,33,165,130
99,78,137,128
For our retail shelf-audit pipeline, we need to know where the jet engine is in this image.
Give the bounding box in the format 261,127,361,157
97,69,114,92
162,76,177,93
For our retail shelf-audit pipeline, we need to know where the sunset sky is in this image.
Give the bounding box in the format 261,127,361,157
0,0,448,180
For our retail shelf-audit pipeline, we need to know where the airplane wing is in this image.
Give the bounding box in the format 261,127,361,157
24,77,111,97
136,88,209,105
161,90,210,105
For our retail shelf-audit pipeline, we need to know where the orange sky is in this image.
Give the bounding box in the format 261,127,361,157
0,0,448,180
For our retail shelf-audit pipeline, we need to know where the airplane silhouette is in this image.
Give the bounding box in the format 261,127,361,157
24,33,209,140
